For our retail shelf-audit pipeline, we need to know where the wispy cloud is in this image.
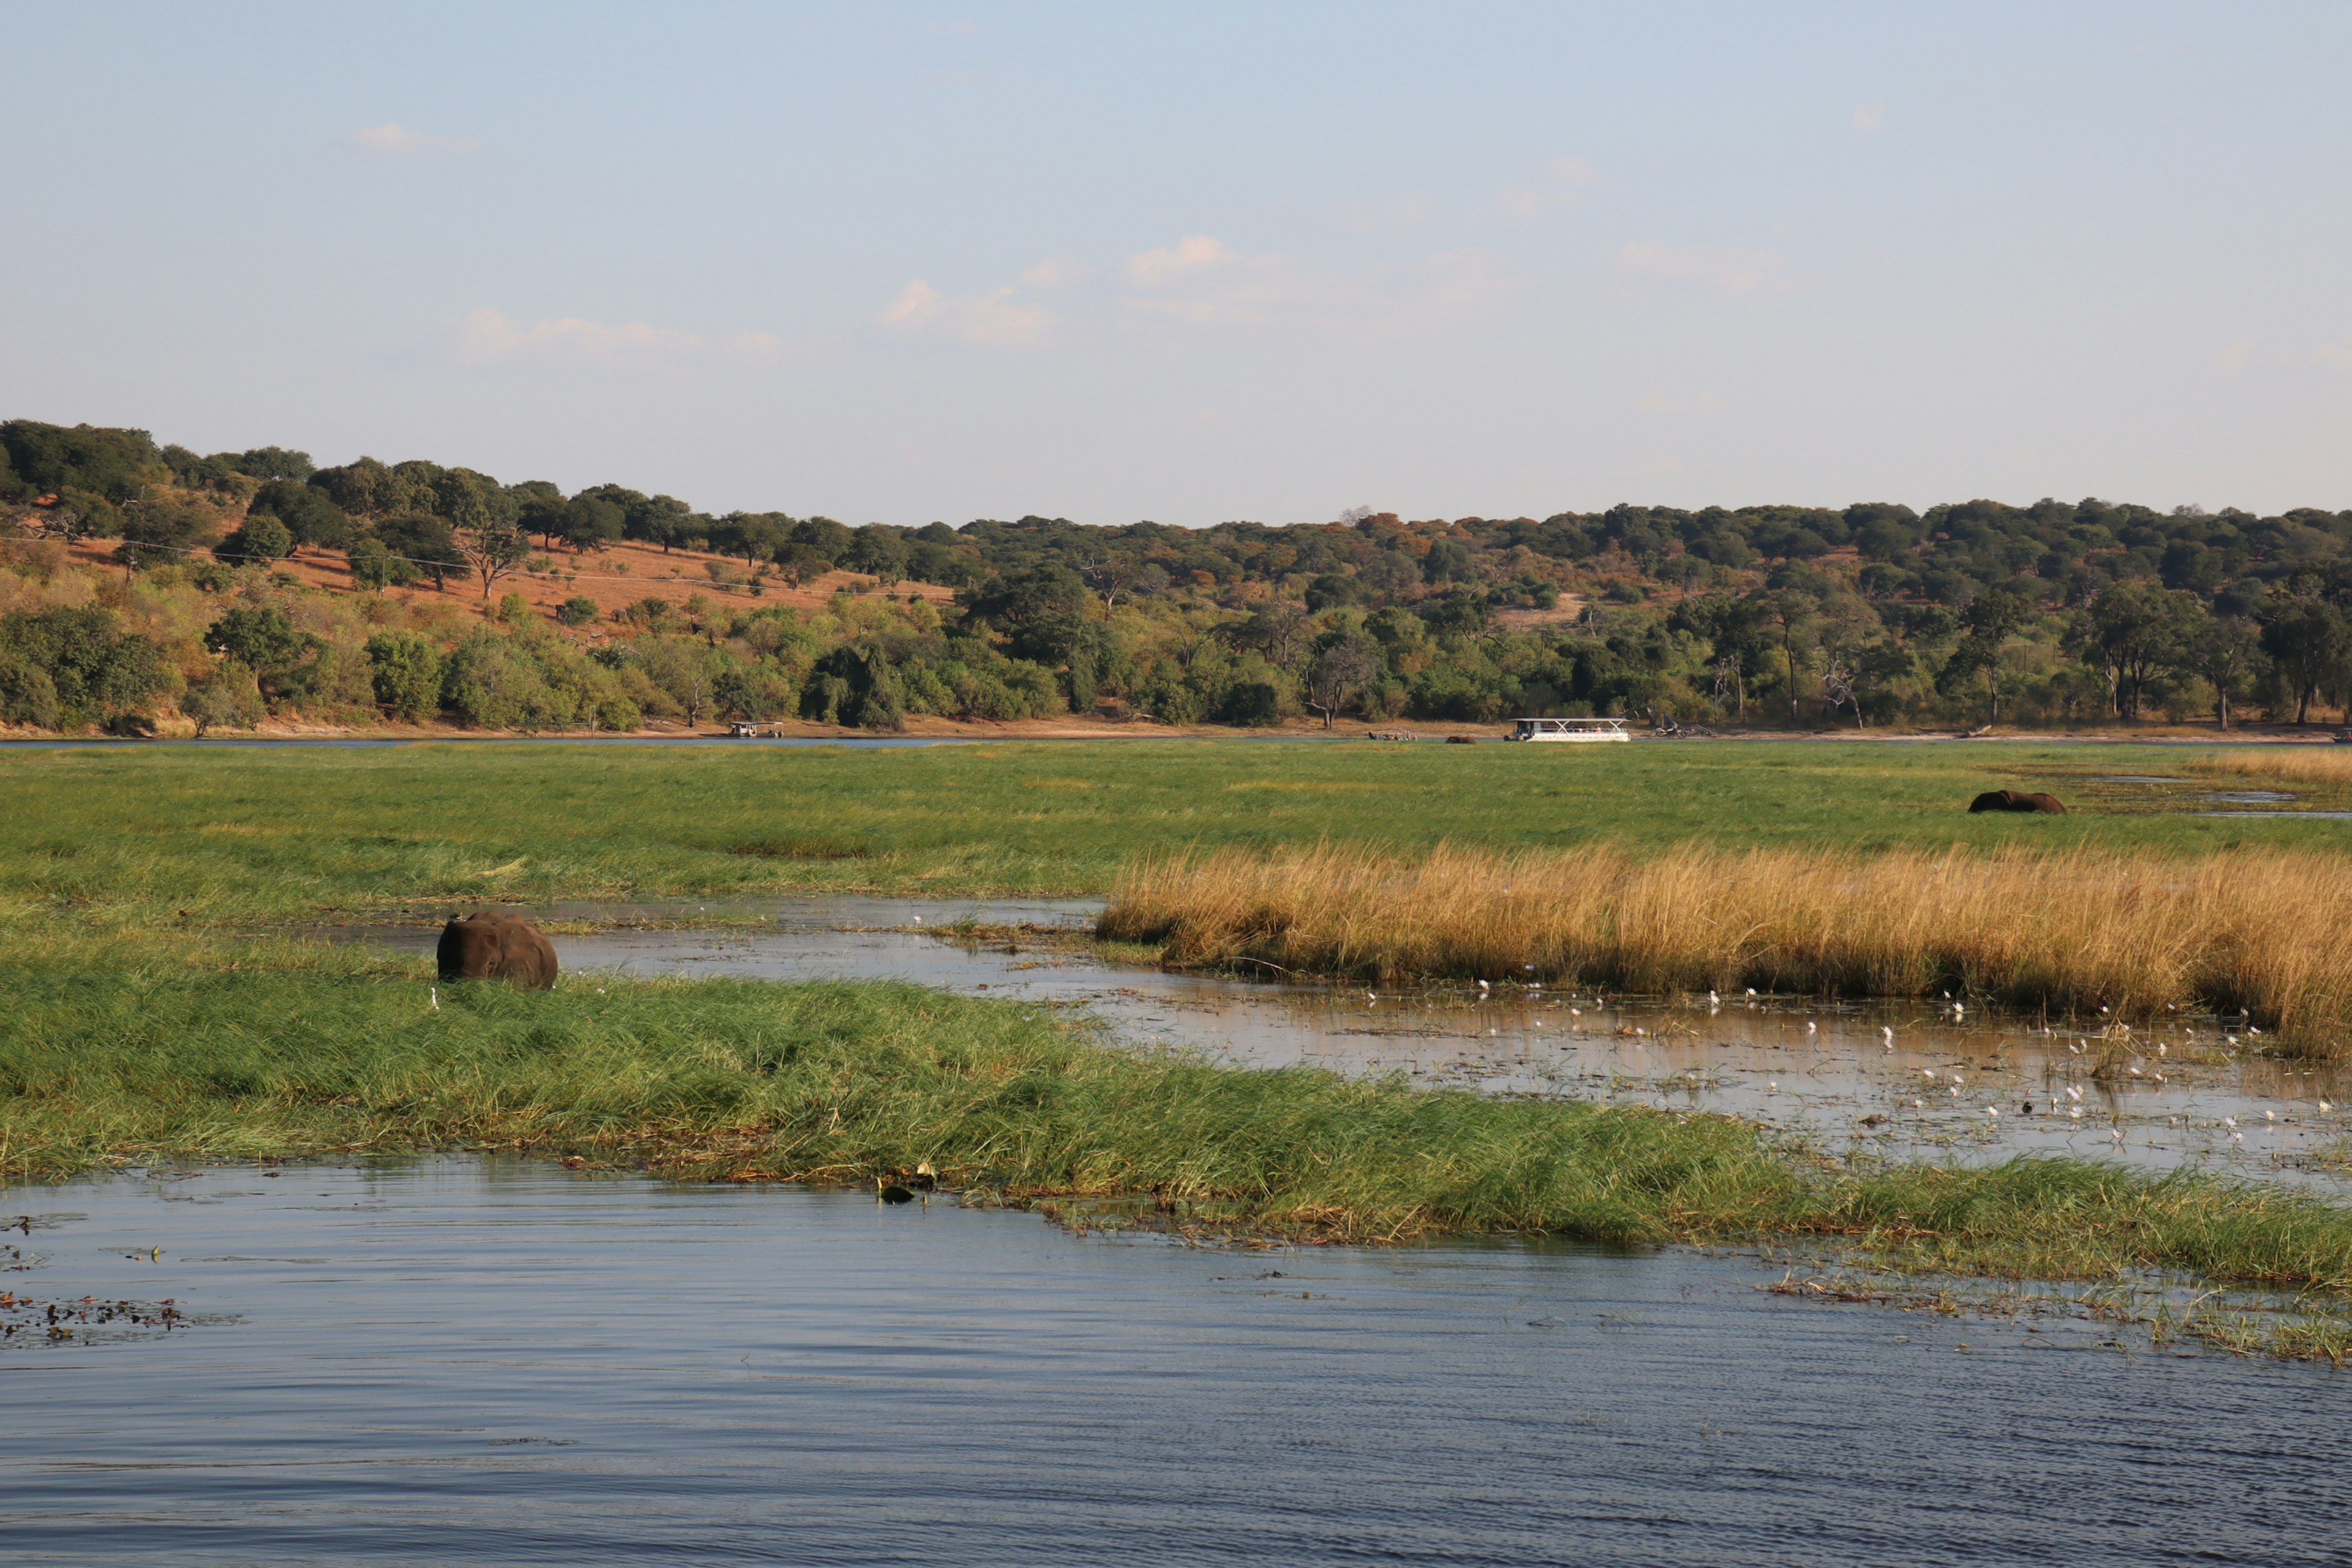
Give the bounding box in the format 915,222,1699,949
1498,157,1596,217
1332,192,1432,233
2314,335,2352,371
1118,238,1507,337
1619,240,1785,293
454,308,780,366
881,279,1052,346
1853,104,1886,133
347,123,478,156
1123,236,1237,286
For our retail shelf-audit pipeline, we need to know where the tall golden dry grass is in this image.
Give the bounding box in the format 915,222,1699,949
1102,843,2352,1055
2193,748,2352,785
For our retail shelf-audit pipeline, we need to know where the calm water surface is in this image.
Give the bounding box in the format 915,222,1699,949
4,1159,2346,1566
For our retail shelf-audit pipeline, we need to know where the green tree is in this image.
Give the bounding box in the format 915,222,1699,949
556,596,600,627
218,511,293,564
2083,582,2199,720
1304,635,1381,728
371,512,465,590
363,631,445,722
2260,597,2351,724
1936,588,2028,726
558,496,625,554
2180,614,2264,732
0,607,167,725
205,606,321,702
115,488,222,568
247,479,350,549
182,658,266,736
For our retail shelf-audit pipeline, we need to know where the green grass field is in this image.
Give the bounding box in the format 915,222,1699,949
5,738,2345,924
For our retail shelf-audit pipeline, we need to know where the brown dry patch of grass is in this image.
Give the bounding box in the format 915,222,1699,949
2192,748,2352,787
1103,842,2352,1055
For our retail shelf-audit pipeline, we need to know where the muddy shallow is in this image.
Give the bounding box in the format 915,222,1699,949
321,899,2352,1187
4,1159,2348,1566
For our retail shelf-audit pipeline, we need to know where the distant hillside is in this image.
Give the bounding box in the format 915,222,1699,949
4,416,2349,738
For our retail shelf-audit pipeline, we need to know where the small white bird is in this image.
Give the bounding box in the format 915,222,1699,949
1477,979,1490,991
2224,1117,2238,1129
2321,1101,2334,1113
1912,1098,1924,1109
1746,988,1757,998
1767,1080,1777,1091
2265,1110,2276,1121
2069,1107,2082,1120
2111,1128,2124,1142
2230,1131,2244,1144
2225,1036,2238,1047
2067,1086,2082,1101
1923,1068,1938,1080
1986,1107,1998,1118
1709,991,1721,1006
1806,1021,1818,1036
1881,1027,1894,1049
2249,1026,2263,1036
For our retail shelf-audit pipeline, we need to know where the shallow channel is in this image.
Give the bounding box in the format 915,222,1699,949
322,900,2352,1187
4,1159,2348,1566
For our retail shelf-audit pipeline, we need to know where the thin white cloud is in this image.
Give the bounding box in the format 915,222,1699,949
1853,104,1886,133
1619,240,1785,293
2216,339,2256,372
881,279,1052,346
1333,192,1432,233
1499,157,1596,218
348,123,478,155
2313,335,2352,371
454,307,780,367
1119,242,1508,337
1017,257,1087,289
1124,236,1236,285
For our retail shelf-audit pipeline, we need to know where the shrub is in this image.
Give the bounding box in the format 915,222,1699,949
556,596,599,627
1221,680,1282,727
345,537,419,590
182,659,266,736
217,511,293,564
364,631,445,723
0,606,167,725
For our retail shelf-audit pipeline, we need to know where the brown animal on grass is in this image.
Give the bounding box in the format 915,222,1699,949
437,911,559,989
1968,789,2066,814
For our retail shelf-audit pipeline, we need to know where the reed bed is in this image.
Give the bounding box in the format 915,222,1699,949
2191,747,2352,786
1102,842,2352,1055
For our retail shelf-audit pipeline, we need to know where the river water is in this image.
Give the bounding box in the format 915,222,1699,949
4,1159,2348,1566
326,899,2352,1188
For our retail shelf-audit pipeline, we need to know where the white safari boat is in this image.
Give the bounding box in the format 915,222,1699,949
1506,717,1630,743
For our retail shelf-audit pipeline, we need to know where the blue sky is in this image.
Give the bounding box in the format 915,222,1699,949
4,2,2347,522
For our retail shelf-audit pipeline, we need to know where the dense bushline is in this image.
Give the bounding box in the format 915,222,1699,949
9,415,2352,734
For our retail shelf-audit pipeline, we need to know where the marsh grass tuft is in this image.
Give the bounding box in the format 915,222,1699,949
1104,842,2352,1057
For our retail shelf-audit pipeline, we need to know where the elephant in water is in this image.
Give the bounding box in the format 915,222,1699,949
437,911,559,989
1967,789,2067,814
